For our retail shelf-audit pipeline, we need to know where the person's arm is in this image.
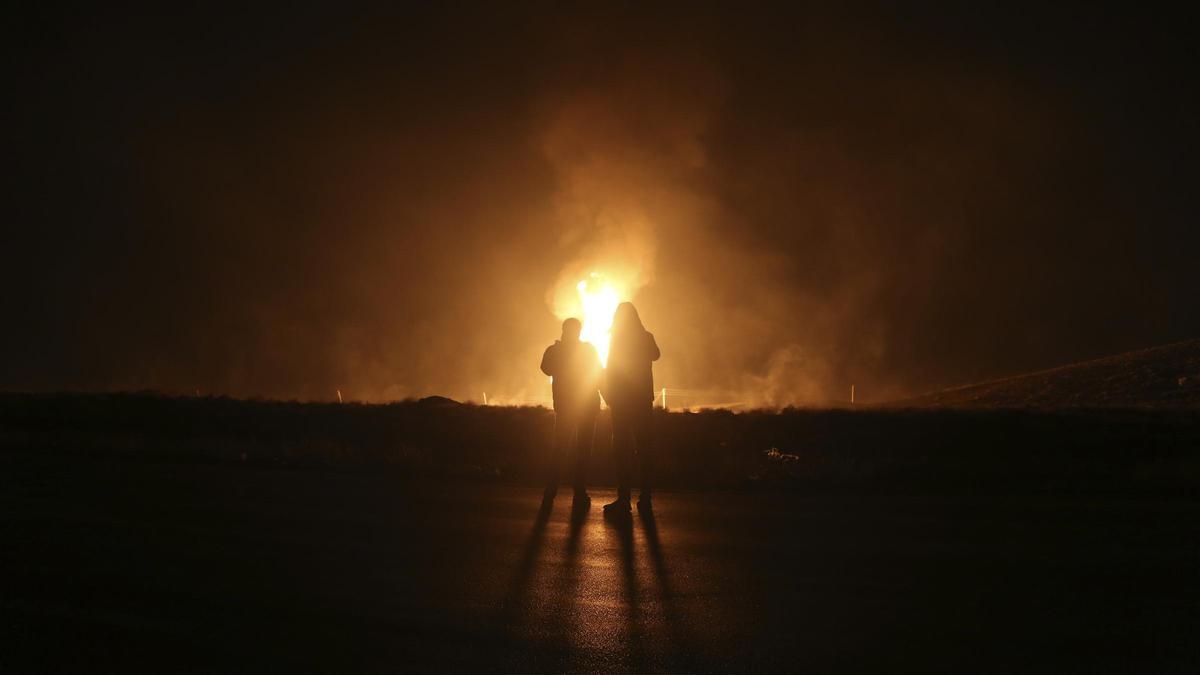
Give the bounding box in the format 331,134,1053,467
593,345,609,403
646,332,661,362
540,344,557,376
599,367,610,405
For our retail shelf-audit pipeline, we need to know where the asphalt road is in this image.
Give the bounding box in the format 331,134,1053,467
3,450,1198,673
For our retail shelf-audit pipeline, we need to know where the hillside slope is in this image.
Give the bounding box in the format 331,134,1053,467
895,339,1200,408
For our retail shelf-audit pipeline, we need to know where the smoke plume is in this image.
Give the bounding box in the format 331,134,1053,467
5,5,1197,406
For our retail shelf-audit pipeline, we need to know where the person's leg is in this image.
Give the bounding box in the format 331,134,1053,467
607,406,633,509
634,403,654,506
546,409,573,499
572,406,596,497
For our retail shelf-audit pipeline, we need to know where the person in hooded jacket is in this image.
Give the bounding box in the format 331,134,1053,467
601,302,660,517
540,317,602,510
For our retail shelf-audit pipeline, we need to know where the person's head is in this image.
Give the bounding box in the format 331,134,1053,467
561,317,582,342
611,302,644,338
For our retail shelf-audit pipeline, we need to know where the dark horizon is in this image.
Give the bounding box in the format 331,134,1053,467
6,3,1198,405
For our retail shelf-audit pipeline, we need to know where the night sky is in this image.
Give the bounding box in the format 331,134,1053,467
5,3,1197,404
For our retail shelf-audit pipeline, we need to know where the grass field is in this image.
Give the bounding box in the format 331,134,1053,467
2,392,1196,495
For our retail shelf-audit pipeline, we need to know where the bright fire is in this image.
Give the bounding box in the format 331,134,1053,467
576,273,622,365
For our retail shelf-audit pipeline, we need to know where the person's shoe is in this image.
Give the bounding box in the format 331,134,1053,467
603,497,631,519
637,494,652,514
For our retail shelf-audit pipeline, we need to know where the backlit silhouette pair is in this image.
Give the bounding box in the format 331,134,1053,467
540,302,660,517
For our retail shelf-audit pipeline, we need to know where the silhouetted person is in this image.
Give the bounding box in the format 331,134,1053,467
540,317,602,510
601,302,660,518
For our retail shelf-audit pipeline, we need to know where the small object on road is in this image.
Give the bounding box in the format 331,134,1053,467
603,496,631,520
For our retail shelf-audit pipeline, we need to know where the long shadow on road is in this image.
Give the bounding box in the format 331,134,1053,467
640,509,691,671
497,494,694,671
608,512,646,672
498,500,551,635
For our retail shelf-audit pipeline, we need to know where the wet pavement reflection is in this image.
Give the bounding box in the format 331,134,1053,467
499,489,692,671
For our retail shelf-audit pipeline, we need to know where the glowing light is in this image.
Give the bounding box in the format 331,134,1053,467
576,273,622,365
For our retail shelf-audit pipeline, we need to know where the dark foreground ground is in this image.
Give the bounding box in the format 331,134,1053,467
3,448,1198,674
